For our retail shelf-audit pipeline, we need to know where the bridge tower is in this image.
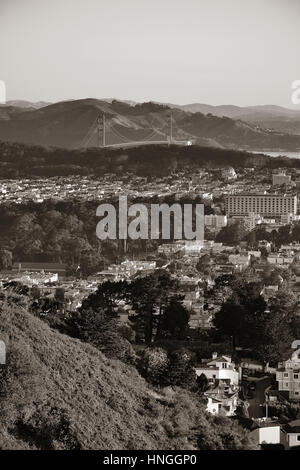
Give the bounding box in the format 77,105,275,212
169,111,173,145
97,114,106,148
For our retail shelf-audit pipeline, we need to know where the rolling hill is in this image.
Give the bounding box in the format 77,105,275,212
173,103,300,136
1,98,300,151
0,299,256,450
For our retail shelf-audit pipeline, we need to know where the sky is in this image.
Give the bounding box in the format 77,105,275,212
0,0,300,107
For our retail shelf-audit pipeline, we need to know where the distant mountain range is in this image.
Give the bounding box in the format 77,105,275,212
169,103,300,135
5,100,51,109
0,98,300,150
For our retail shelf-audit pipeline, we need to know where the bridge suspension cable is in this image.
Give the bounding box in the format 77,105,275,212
80,111,188,148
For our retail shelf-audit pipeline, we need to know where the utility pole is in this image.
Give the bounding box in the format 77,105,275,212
169,111,173,145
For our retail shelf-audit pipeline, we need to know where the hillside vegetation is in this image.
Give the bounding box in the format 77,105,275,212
0,300,256,450
1,98,300,150
1,140,299,179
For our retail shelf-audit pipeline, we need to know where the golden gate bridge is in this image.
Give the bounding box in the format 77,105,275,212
79,111,193,148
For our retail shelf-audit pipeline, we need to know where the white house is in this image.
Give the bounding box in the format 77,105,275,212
249,420,282,447
195,352,239,386
204,380,239,416
283,419,300,448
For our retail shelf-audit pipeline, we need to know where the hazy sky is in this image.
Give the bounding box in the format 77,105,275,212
0,0,299,107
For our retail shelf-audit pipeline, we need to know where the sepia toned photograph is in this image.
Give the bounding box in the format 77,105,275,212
0,0,300,461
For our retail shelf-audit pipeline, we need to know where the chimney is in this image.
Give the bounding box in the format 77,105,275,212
212,352,218,360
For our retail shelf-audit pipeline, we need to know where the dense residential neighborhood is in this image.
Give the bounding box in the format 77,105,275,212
2,159,300,450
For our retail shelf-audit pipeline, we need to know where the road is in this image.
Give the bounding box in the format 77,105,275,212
247,377,271,419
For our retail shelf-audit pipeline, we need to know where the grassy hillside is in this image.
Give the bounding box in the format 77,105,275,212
1,98,300,150
0,300,256,450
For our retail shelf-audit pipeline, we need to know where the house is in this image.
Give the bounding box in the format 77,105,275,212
260,285,279,299
258,240,272,253
157,244,184,256
276,347,300,400
248,250,261,259
228,253,250,269
204,380,239,416
240,358,276,374
12,262,67,277
283,419,300,448
183,241,204,256
222,167,237,181
204,215,227,230
267,254,294,265
11,272,58,286
248,419,283,448
195,352,240,386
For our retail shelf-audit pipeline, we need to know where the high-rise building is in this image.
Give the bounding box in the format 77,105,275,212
226,194,297,217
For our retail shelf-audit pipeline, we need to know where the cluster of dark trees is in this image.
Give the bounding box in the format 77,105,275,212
0,200,159,274
0,194,215,274
6,265,299,373
212,275,300,366
4,271,191,364
216,219,300,249
0,140,299,179
66,270,191,346
138,346,197,389
3,271,198,391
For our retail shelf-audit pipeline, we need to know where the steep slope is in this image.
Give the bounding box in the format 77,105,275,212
0,301,255,450
1,98,300,150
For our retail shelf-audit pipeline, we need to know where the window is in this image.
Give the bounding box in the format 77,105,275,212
294,374,299,379
297,436,300,442
284,373,289,377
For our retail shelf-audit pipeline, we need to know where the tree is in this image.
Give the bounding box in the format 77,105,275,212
159,299,190,339
213,280,266,350
196,254,211,274
236,401,250,418
213,301,246,350
247,230,257,248
70,306,136,364
214,279,297,365
55,287,65,303
196,373,209,393
139,347,169,386
216,221,247,244
167,349,196,389
0,249,12,270
253,291,297,365
197,415,256,450
127,270,178,343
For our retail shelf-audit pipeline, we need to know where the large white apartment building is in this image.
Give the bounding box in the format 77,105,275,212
226,194,297,217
